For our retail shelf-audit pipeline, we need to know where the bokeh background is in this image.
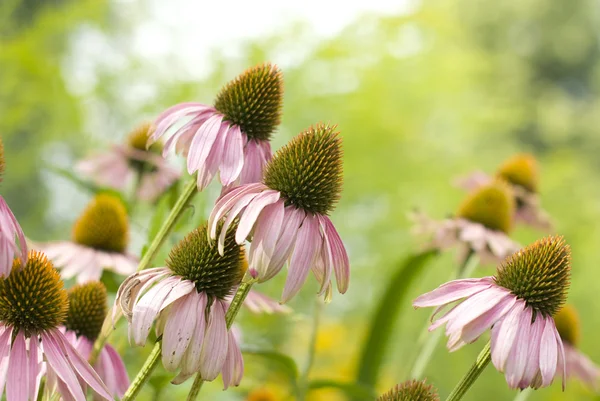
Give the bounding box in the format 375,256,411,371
2,0,600,400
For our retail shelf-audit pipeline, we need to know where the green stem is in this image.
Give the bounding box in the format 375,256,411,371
513,388,533,401
89,176,198,365
297,300,323,401
409,251,479,379
186,279,256,401
122,342,162,401
445,341,491,401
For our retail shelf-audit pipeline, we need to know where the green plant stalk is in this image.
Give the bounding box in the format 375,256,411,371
297,300,323,401
89,176,198,365
355,250,439,387
122,342,162,401
513,388,533,401
445,341,491,401
409,251,479,379
186,278,256,400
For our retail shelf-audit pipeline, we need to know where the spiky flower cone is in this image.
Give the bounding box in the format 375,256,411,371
209,123,349,302
414,236,572,389
378,380,439,401
150,63,284,190
457,180,515,234
39,193,138,283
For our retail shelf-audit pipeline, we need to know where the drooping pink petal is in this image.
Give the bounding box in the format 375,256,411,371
0,197,27,277
235,190,281,244
413,277,495,308
197,124,229,190
262,207,305,281
187,114,224,175
219,125,244,186
248,200,285,272
520,315,545,388
7,331,28,401
281,215,321,303
319,215,350,294
199,300,228,381
491,300,526,372
217,191,264,255
0,326,12,396
162,294,198,371
555,322,567,390
458,293,517,345
104,345,129,397
173,292,207,384
158,279,195,312
242,290,291,314
131,276,179,346
28,337,41,401
41,332,87,401
564,344,600,389
208,183,266,239
221,330,244,389
505,306,533,389
114,268,169,323
538,316,558,387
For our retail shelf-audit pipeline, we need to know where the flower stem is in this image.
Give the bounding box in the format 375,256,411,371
89,176,198,365
409,251,479,379
122,342,162,401
297,299,323,401
445,341,491,401
512,388,533,401
186,278,256,401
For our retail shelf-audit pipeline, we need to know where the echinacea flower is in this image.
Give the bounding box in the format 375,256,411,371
77,122,180,202
38,194,138,283
553,305,600,390
378,379,439,401
150,63,283,190
414,236,571,390
115,223,250,388
208,124,350,303
456,153,553,232
0,138,27,277
0,251,111,401
63,281,129,398
411,180,520,265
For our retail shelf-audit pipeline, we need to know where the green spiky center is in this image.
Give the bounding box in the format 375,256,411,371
554,305,580,346
0,251,68,337
263,124,343,215
72,194,129,253
378,380,439,401
166,223,245,299
456,181,515,233
495,236,571,317
64,281,107,340
496,153,539,194
213,63,283,142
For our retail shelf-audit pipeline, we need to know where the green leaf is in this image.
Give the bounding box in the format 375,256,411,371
242,347,299,386
355,250,438,388
308,379,377,399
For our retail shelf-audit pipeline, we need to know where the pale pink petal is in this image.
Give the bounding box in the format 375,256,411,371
242,290,291,314
564,344,600,389
0,326,12,395
197,124,229,190
104,345,129,397
221,330,244,389
262,207,305,281
187,114,224,175
158,279,195,312
239,139,270,185
555,323,566,390
520,316,545,388
28,338,41,401
319,216,350,294
41,332,87,401
217,191,264,255
199,300,228,381
281,215,321,303
219,125,244,186
208,183,266,239
505,306,533,389
539,316,558,387
459,293,517,344
235,190,281,244
162,294,198,371
413,277,495,308
491,300,527,372
7,331,28,401
248,200,285,272
177,292,207,381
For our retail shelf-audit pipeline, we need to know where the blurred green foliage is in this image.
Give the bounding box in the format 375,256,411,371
2,0,600,400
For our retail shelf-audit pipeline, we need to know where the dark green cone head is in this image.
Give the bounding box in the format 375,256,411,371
65,281,107,340
496,153,539,193
496,236,571,317
456,180,515,233
213,63,283,142
554,305,580,346
378,380,439,401
167,222,245,299
263,124,343,215
72,194,129,253
0,251,68,337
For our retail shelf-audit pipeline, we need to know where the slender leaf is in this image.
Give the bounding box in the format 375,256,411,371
356,250,438,388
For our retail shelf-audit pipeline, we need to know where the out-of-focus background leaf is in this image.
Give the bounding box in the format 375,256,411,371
2,0,600,400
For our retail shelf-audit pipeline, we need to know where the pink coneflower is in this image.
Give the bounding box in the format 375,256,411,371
63,281,129,398
0,251,111,401
208,124,349,303
38,194,137,283
414,236,571,390
115,223,275,388
553,305,600,390
150,63,283,190
456,153,553,232
77,122,180,202
411,180,520,265
378,380,439,401
0,138,27,277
